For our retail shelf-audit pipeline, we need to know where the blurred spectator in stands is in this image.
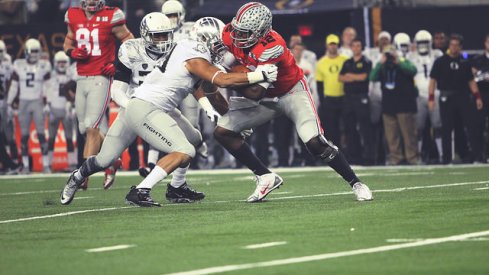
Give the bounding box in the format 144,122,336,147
0,0,25,24
472,34,489,161
316,34,348,147
429,34,484,164
370,45,419,165
289,34,317,69
433,31,448,53
364,31,392,165
393,32,411,58
339,38,373,165
339,26,356,58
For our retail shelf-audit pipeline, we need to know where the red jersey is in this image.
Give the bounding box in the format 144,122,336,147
65,7,126,76
222,24,303,97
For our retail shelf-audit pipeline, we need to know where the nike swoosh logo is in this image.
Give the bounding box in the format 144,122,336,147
260,188,268,195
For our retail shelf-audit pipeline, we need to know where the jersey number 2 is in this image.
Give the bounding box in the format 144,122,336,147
76,28,101,56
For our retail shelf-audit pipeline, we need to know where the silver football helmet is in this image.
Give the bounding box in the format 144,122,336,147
54,51,70,73
394,32,411,56
415,30,432,56
161,0,185,29
80,0,105,12
25,38,41,63
231,2,272,48
192,17,226,63
140,12,174,55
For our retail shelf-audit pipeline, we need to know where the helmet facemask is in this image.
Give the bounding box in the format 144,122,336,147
81,0,105,13
25,48,40,63
416,41,431,56
55,61,68,73
144,31,174,55
230,19,265,49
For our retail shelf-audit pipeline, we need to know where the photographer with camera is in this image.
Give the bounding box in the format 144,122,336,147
370,45,419,165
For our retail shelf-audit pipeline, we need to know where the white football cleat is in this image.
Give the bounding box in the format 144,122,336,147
247,173,283,203
352,182,373,201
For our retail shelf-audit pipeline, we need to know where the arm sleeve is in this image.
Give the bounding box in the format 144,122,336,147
369,63,382,81
110,80,130,108
110,8,126,26
398,59,417,76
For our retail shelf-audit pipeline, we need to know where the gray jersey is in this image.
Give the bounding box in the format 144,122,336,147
13,59,51,100
45,71,73,109
133,39,212,112
174,22,195,42
117,38,166,97
0,55,12,101
407,49,443,97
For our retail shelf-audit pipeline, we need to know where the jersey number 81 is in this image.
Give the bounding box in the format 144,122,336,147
76,28,101,56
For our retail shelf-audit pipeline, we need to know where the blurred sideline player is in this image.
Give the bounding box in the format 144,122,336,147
0,40,21,173
214,2,373,202
63,0,134,188
393,32,411,57
45,51,77,171
407,30,444,162
61,15,278,206
7,38,51,173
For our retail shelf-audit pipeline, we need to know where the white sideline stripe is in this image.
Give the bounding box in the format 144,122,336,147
474,187,489,190
271,191,291,195
1,180,488,225
0,207,133,224
0,186,127,196
0,163,488,180
86,244,135,253
166,229,489,275
74,196,94,200
386,237,489,243
243,242,287,249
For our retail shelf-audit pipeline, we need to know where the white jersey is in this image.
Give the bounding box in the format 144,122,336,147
338,47,353,59
45,71,73,109
173,22,195,42
13,59,51,101
118,38,166,97
0,54,13,101
134,39,211,112
363,47,383,97
407,49,443,97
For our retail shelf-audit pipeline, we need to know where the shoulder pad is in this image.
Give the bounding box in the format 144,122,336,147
257,44,284,62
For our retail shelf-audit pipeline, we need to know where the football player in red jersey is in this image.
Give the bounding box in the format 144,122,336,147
63,0,133,189
215,2,373,202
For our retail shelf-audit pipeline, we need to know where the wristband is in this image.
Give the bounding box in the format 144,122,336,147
66,49,73,57
428,93,435,102
211,70,224,84
246,71,265,84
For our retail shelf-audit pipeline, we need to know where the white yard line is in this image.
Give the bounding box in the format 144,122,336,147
243,242,287,249
165,229,489,275
86,244,136,253
1,180,488,225
74,196,94,200
473,187,489,190
386,237,489,243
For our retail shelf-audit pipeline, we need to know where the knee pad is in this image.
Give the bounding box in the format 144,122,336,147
305,135,338,162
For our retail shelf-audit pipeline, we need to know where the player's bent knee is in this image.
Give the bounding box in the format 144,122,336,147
94,154,115,170
305,135,339,162
214,126,241,141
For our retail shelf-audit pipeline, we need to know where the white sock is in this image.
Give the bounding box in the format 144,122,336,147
137,165,168,190
68,152,76,166
435,137,443,159
42,155,49,169
22,156,29,170
170,164,189,188
417,140,422,153
147,149,159,166
48,151,53,164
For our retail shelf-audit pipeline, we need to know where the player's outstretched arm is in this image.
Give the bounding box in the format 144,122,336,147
63,26,75,52
194,81,229,115
185,58,277,88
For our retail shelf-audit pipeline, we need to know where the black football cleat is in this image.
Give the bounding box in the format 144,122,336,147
165,182,205,203
125,186,161,207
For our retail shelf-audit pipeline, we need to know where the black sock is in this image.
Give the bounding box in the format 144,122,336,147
328,151,360,187
79,156,104,179
229,143,271,176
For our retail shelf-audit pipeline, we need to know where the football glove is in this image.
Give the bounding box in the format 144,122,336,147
255,64,278,82
69,48,89,60
102,63,116,77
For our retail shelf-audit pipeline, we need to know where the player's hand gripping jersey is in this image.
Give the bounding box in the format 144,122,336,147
222,24,303,98
65,6,126,76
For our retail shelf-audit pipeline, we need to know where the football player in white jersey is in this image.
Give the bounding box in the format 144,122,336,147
394,32,411,58
60,15,278,206
7,39,51,173
407,30,444,162
45,51,77,171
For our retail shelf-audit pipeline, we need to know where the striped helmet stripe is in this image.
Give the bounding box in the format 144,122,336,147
236,2,260,22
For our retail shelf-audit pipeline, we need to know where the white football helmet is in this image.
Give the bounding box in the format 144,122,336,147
140,12,174,55
394,32,411,55
161,0,185,29
192,17,226,63
0,40,6,59
54,51,70,73
231,2,272,48
25,38,41,63
415,30,432,56
80,0,105,12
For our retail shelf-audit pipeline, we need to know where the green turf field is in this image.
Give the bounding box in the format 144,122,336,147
0,165,488,275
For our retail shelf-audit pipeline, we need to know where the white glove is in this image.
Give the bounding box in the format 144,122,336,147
255,64,278,82
240,128,253,138
198,97,221,123
43,104,51,115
